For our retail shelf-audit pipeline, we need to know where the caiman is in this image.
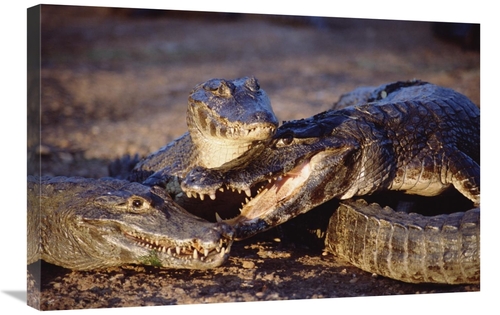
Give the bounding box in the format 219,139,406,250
109,76,278,219
27,175,233,270
180,80,480,284
29,77,272,271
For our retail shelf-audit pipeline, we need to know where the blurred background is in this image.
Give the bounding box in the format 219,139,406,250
33,5,479,178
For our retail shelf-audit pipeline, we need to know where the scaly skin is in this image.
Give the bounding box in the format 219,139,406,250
27,176,233,270
109,77,278,220
181,80,480,284
125,76,278,183
327,199,479,284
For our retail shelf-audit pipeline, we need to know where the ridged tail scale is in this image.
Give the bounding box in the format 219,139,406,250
326,199,480,284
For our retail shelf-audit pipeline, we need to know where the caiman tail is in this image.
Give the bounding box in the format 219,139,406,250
326,199,480,284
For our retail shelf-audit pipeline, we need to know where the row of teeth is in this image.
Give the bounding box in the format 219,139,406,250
223,126,276,137
185,175,283,201
126,232,228,261
185,185,252,201
213,183,274,223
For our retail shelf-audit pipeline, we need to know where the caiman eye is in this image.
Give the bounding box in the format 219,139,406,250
129,197,150,213
276,131,295,147
216,82,233,97
204,79,221,91
132,199,143,208
204,79,233,97
244,77,260,92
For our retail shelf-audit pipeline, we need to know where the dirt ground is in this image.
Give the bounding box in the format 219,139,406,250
27,5,480,311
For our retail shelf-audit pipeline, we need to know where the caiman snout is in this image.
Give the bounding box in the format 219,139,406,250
213,220,235,241
248,111,279,125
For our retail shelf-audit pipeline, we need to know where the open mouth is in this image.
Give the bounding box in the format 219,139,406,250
182,154,317,240
180,147,343,239
122,229,231,264
224,158,313,226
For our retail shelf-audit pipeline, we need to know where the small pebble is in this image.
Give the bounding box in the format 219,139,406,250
242,261,255,269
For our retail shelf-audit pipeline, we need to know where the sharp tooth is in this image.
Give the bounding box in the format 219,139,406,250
204,248,209,257
220,246,226,257
193,249,198,259
161,247,166,252
215,212,223,222
186,191,192,198
219,187,224,192
199,194,205,201
244,189,251,197
237,189,241,194
245,197,249,203
155,240,159,246
176,246,181,255
209,192,216,200
268,179,272,183
215,246,221,253
167,248,172,255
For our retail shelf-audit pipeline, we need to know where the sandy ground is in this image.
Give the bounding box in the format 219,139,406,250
26,6,480,311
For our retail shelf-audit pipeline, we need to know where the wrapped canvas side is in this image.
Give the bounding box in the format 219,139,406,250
27,4,42,310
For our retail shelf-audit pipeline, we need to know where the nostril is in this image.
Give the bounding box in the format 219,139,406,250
253,112,263,120
252,111,278,124
215,222,235,240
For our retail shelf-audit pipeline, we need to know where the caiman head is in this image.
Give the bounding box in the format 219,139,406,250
181,110,364,240
44,181,233,270
187,76,279,168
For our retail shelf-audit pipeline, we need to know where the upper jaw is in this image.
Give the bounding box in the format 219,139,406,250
205,121,278,143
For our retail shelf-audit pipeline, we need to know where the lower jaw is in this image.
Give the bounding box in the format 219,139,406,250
231,219,273,240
